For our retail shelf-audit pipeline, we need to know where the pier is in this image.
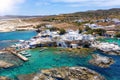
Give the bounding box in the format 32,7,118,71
3,48,28,61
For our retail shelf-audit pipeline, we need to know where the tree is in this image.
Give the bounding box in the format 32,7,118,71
85,26,92,31
79,28,82,33
59,29,66,35
49,27,59,31
92,29,106,36
86,28,106,36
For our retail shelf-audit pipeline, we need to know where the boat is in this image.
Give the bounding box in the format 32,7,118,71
39,47,48,52
25,54,31,57
20,51,28,55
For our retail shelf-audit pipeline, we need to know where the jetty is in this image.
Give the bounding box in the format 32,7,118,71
4,48,28,61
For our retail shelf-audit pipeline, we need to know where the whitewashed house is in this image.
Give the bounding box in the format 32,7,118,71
74,19,84,23
82,34,95,41
85,24,103,29
112,18,120,23
62,30,82,41
70,44,78,48
63,30,95,41
45,24,53,28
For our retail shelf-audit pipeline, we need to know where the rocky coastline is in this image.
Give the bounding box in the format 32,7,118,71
18,67,105,80
89,54,114,68
104,50,120,55
0,60,14,68
91,42,120,56
0,51,23,69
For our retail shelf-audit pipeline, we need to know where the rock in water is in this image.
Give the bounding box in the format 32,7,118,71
18,67,105,80
89,54,114,68
0,60,14,68
0,76,10,80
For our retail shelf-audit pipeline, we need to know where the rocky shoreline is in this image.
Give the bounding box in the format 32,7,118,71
0,51,23,69
0,60,14,68
18,67,105,80
89,54,114,68
104,50,120,55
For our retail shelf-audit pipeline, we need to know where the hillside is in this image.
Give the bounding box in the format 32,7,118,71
0,8,120,32
41,8,120,22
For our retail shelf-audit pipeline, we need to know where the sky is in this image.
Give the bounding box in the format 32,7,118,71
0,0,120,16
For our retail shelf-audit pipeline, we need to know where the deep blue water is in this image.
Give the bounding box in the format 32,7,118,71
0,32,120,80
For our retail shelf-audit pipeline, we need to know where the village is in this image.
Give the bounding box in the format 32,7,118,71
11,17,120,50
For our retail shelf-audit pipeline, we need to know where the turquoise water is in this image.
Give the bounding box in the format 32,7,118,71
0,31,120,80
99,38,120,45
0,31,37,49
0,47,120,80
0,48,92,79
0,31,37,41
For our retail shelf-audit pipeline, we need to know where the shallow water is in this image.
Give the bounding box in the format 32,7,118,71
0,48,92,79
99,38,120,45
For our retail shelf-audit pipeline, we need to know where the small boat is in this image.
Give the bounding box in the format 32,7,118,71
20,52,28,55
118,38,120,40
25,54,31,57
39,47,48,52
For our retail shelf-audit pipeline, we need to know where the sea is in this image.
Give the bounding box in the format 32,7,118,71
0,31,120,80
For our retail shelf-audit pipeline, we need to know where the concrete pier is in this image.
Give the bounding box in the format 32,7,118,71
4,48,28,61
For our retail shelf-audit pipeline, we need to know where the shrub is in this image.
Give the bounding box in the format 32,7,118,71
49,27,59,31
79,28,82,33
115,33,120,38
85,26,92,31
59,29,66,35
86,29,106,36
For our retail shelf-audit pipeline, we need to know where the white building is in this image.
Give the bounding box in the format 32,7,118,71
45,24,53,28
85,24,103,29
61,30,95,41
